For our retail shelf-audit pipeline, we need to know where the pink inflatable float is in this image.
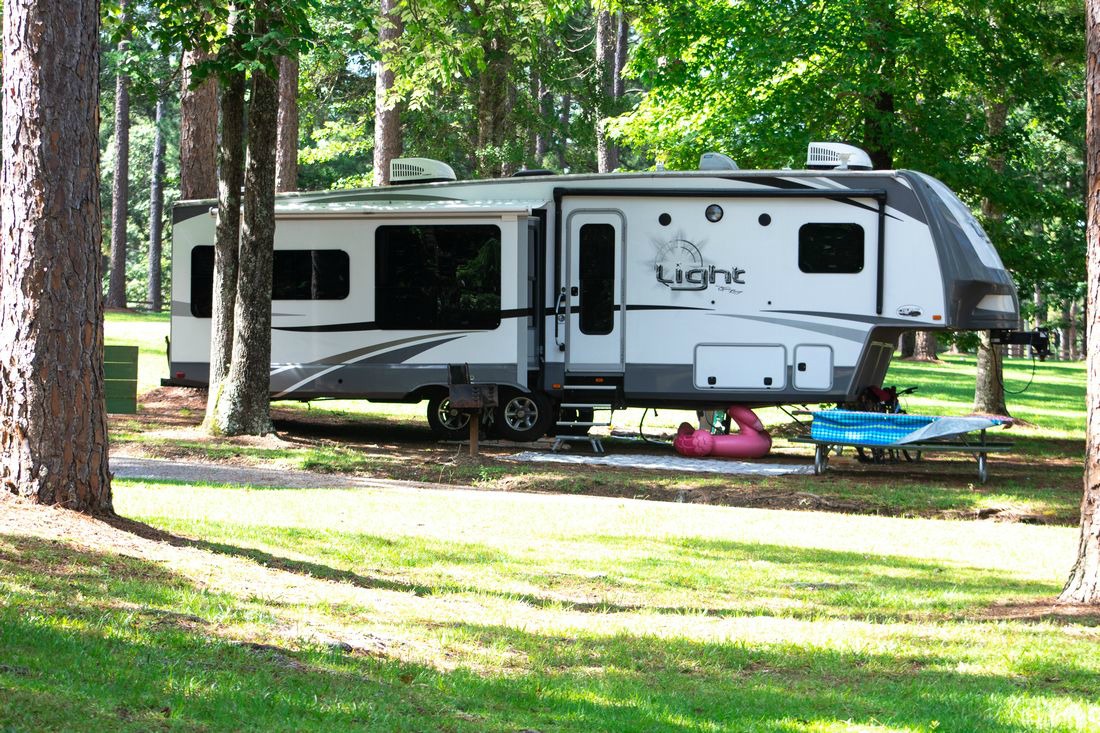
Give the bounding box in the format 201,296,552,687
674,405,772,459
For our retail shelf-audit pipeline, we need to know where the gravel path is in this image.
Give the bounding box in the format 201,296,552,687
110,456,465,491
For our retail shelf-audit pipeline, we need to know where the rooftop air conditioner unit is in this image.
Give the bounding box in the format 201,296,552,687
390,157,457,185
699,152,739,171
806,142,874,171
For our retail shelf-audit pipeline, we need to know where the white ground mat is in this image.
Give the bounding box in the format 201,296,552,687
504,451,814,475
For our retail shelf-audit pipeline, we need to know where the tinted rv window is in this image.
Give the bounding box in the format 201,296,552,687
375,224,501,330
578,223,615,335
189,246,350,318
798,223,864,273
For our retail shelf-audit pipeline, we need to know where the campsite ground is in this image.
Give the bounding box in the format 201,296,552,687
1,312,1096,732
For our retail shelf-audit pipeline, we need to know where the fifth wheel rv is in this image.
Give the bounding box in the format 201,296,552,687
165,143,1022,441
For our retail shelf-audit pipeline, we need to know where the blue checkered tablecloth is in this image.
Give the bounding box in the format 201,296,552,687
809,410,1005,446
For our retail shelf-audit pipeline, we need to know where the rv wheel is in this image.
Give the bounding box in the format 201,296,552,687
426,395,472,440
494,390,551,442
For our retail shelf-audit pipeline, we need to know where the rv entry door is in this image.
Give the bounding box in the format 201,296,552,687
564,211,624,372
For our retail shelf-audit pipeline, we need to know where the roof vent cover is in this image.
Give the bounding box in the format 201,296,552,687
389,157,457,184
699,152,739,171
806,143,874,171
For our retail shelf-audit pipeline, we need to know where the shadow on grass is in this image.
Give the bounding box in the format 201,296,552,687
3,534,1097,732
107,516,1059,623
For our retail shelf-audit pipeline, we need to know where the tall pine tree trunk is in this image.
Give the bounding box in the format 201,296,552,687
975,98,1010,416
1070,299,1081,360
147,93,166,312
211,50,280,436
557,93,571,172
204,10,247,428
898,331,914,358
594,9,618,173
476,33,512,178
1,0,112,513
180,48,218,200
275,55,299,192
1061,0,1100,604
106,13,131,309
913,331,938,361
373,0,402,185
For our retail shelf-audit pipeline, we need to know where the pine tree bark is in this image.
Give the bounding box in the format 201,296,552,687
557,94,571,172
275,55,299,193
974,331,1009,415
204,63,246,427
476,32,512,178
898,331,914,358
180,48,218,200
1,0,112,513
913,331,938,361
1061,0,1100,604
975,97,1011,416
595,9,618,173
106,13,131,309
373,0,402,186
211,56,279,436
147,93,166,312
1070,299,1081,360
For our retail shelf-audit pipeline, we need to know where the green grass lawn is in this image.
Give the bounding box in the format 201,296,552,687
3,482,1099,732
1,315,1093,730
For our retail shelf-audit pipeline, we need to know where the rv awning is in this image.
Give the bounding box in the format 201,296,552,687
273,199,548,218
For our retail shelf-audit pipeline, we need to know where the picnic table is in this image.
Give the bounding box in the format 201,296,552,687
789,409,1013,483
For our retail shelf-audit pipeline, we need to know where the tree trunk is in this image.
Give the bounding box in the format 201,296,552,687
557,93,571,172
180,48,218,200
1062,0,1100,604
204,59,247,427
147,93,166,312
595,9,618,173
973,331,1009,415
1,0,112,513
913,331,938,361
373,0,403,186
614,13,629,100
975,97,1011,416
106,15,131,309
275,54,299,192
211,54,280,436
862,1,896,170
534,65,549,162
476,33,512,179
898,330,914,358
1070,298,1081,360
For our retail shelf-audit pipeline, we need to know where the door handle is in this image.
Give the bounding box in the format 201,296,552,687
553,288,567,352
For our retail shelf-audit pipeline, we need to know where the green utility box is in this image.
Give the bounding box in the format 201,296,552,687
104,345,138,414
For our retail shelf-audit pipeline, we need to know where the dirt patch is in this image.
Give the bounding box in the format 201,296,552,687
979,599,1100,626
110,387,1080,523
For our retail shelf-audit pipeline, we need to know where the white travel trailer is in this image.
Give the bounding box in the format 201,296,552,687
166,143,1022,441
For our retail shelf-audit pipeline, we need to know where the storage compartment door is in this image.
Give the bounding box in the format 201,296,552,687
793,345,833,390
694,345,786,390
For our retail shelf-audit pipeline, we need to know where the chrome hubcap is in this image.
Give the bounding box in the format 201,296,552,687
504,396,539,431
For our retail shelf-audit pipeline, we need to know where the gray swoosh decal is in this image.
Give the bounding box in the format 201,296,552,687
764,309,925,328
709,313,867,343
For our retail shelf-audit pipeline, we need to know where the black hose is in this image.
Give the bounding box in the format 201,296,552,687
1002,351,1038,396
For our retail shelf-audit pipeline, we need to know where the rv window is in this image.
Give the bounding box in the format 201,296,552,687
189,246,350,318
375,224,501,330
578,223,615,335
798,223,864,274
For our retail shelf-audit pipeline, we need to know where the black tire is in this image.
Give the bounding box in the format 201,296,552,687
426,394,471,440
493,390,551,442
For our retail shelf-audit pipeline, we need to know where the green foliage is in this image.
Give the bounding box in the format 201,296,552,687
613,0,1083,300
